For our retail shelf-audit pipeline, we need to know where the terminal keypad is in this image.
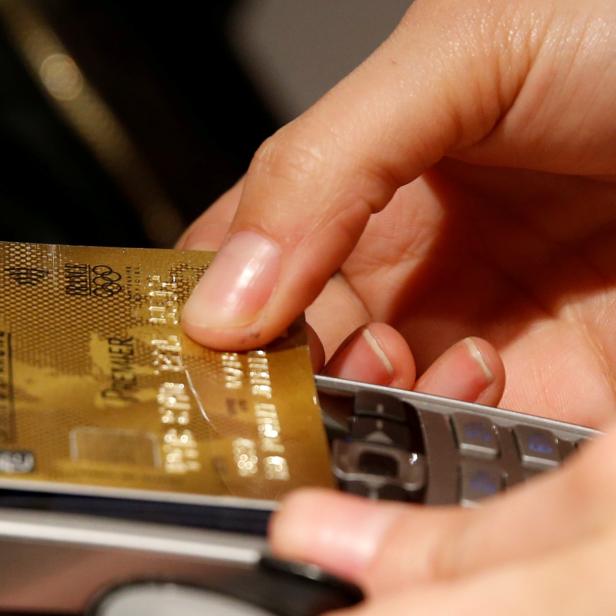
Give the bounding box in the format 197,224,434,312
328,389,583,506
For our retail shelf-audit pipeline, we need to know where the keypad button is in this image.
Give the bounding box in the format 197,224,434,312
339,480,412,502
460,463,504,506
349,416,411,450
378,483,418,502
338,480,376,499
452,414,499,459
354,391,408,423
514,426,560,469
332,439,425,492
357,450,399,477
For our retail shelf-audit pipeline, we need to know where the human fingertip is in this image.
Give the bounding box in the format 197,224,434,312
463,337,494,383
415,336,504,405
463,337,505,405
268,489,338,569
182,230,281,335
269,489,402,582
182,237,224,252
325,323,415,389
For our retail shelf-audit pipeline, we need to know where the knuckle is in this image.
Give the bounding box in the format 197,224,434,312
250,126,327,186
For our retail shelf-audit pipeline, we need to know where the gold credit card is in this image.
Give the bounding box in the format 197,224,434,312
0,242,333,502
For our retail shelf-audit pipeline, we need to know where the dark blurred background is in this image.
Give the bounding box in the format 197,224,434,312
0,0,408,248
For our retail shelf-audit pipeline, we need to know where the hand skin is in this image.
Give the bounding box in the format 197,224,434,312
181,0,616,427
178,0,616,612
270,426,616,615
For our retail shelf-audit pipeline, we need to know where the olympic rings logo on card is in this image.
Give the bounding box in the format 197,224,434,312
90,265,123,297
64,263,123,298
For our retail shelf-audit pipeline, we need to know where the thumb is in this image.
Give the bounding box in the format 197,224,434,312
182,0,533,349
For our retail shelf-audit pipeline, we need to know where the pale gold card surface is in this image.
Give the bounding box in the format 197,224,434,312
0,242,333,502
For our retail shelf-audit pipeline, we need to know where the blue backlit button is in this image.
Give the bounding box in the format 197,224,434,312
514,426,560,470
460,463,504,506
452,414,499,459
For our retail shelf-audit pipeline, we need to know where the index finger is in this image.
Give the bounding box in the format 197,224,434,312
182,0,523,349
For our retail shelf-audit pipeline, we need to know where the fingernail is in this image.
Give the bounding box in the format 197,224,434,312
182,230,281,329
416,336,495,402
326,326,394,384
463,337,494,383
362,327,394,376
271,491,401,578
